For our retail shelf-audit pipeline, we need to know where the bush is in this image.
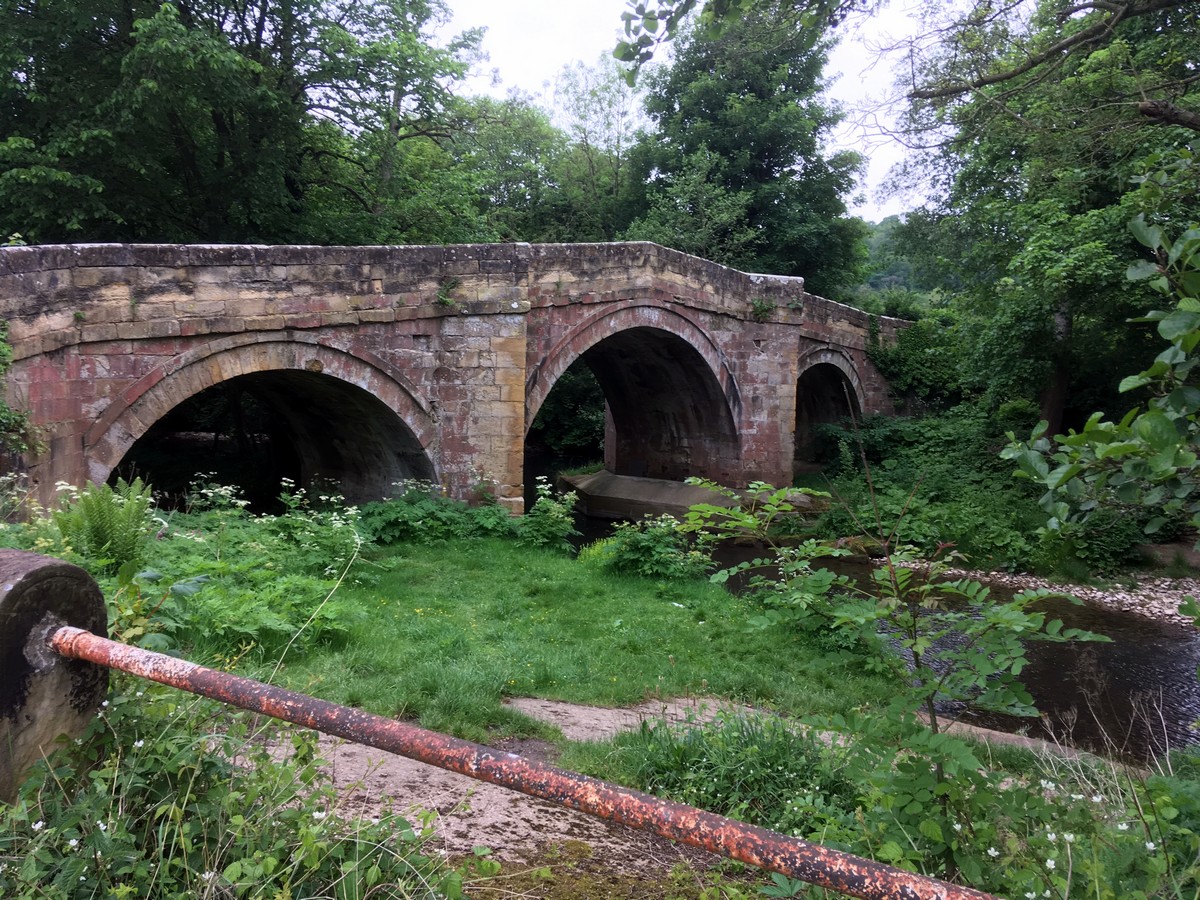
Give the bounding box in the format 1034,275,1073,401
516,477,578,554
359,481,515,546
1032,508,1147,578
136,480,366,659
580,515,715,579
815,407,1044,571
598,712,858,840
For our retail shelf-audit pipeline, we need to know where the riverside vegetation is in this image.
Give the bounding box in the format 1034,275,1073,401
0,467,1196,899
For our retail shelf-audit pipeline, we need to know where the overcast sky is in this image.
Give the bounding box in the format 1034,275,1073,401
442,0,923,221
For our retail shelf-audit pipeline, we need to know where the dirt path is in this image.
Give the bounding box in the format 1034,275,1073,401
314,693,1080,894
321,697,735,881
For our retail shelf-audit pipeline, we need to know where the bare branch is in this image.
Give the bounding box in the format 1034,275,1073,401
909,0,1179,101
1138,99,1200,132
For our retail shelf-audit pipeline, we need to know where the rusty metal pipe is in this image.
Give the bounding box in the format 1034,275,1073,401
50,625,996,900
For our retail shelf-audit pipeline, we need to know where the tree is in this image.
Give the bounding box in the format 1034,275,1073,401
883,0,1200,432
0,0,480,243
454,95,572,241
1006,215,1200,545
623,148,761,266
618,1,1200,135
548,56,647,241
625,5,866,297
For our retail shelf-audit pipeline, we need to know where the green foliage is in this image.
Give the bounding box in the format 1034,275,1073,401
435,276,461,309
580,514,715,579
627,2,866,296
682,479,827,547
516,477,579,554
580,700,1197,896
749,297,774,323
622,147,761,267
0,0,482,244
686,478,1111,886
889,3,1200,433
816,409,1043,570
1004,213,1200,543
602,712,858,837
0,322,35,457
1031,508,1147,577
526,365,606,465
868,314,965,406
128,478,366,659
358,481,515,546
51,478,154,577
0,675,476,898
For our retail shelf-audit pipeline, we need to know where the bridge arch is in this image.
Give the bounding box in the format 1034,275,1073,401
528,305,742,483
88,335,436,503
794,347,865,466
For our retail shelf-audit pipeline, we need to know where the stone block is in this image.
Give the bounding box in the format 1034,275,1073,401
244,315,287,331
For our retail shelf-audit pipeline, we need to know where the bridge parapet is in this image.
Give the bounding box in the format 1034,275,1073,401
0,242,901,360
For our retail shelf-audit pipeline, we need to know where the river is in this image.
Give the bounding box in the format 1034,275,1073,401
577,513,1200,760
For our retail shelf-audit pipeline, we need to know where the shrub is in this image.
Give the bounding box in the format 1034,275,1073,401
138,480,366,659
600,712,858,840
580,515,715,579
1031,508,1147,578
516,477,578,554
359,481,515,546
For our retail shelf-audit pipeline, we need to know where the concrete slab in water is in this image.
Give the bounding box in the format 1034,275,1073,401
562,471,740,520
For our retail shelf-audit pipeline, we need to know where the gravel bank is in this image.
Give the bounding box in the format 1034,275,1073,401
940,567,1199,627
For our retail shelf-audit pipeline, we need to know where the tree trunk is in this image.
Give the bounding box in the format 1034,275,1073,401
1039,300,1073,436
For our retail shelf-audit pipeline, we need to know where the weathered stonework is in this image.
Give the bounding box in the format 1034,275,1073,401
1,243,902,513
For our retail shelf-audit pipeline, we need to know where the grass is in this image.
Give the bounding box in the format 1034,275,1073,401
270,538,896,743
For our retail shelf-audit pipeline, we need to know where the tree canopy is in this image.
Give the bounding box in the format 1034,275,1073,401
623,6,867,296
0,0,481,243
619,0,1200,135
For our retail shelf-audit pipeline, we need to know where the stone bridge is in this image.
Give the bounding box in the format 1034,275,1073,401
1,243,900,512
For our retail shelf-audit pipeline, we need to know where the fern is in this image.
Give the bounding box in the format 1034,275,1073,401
53,478,154,576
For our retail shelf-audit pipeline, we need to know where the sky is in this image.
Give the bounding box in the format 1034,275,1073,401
441,0,924,221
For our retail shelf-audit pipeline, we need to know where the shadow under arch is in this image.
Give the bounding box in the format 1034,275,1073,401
89,339,436,505
529,306,741,483
794,348,865,467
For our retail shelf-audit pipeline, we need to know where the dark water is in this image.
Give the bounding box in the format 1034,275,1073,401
809,555,1200,759
960,599,1200,759
576,513,1200,759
